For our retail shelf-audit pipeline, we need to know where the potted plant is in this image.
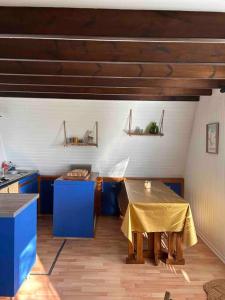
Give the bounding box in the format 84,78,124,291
145,122,159,134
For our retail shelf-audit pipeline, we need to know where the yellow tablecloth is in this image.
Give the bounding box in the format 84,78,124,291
120,180,197,248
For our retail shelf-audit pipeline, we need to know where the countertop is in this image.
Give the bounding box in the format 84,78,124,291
0,193,39,217
56,172,99,182
0,170,38,189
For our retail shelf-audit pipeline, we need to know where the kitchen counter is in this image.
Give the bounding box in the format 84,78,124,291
57,171,99,182
0,170,38,189
0,193,39,217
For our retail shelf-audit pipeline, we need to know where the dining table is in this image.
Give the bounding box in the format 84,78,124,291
119,179,198,265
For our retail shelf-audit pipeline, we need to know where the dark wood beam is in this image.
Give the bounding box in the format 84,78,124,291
0,7,225,39
0,92,200,101
0,37,225,63
0,84,212,96
1,60,225,79
0,75,223,89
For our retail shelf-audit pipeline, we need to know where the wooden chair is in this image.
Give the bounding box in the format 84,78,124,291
164,291,172,300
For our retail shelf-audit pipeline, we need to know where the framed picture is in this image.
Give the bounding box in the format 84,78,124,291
206,123,219,154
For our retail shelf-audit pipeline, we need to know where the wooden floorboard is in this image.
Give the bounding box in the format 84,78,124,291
1,216,225,300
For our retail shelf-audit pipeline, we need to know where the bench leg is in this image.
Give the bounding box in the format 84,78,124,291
145,232,154,259
166,232,185,265
175,232,185,264
154,232,161,265
166,232,176,264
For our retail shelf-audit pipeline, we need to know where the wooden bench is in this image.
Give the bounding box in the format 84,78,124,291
126,231,185,265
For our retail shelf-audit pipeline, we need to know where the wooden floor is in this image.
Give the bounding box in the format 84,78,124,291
1,216,225,300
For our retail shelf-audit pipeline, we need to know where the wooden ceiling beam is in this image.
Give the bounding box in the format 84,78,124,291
1,37,225,63
0,7,223,101
0,84,211,96
0,92,200,101
0,7,224,39
0,75,223,89
1,60,225,79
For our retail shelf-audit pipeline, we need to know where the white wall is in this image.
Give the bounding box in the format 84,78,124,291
185,90,225,263
0,112,7,163
0,135,6,163
0,98,196,177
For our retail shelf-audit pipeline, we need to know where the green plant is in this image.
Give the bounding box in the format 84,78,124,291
145,122,159,134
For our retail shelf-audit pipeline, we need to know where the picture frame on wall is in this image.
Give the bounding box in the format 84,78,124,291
206,123,219,154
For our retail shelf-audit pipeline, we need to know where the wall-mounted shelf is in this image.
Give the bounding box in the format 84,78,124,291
63,121,98,147
124,109,165,137
64,142,97,147
124,131,164,137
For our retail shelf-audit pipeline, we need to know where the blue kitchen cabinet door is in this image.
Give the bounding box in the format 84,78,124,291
101,182,121,216
19,174,38,194
39,178,54,214
0,200,37,297
53,180,95,238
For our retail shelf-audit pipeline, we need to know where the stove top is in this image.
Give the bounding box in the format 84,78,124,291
0,177,10,184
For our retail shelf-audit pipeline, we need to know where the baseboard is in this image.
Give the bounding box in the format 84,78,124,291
197,228,225,264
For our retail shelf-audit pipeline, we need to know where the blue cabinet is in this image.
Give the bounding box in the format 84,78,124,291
39,177,55,215
165,182,183,197
0,200,37,297
101,182,121,216
53,179,96,238
19,173,38,194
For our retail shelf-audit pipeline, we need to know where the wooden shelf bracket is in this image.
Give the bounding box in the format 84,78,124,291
63,120,98,147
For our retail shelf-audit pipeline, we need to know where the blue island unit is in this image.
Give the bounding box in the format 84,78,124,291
53,173,97,238
0,193,38,297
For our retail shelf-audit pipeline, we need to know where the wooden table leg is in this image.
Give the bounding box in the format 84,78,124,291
154,232,161,265
126,232,135,263
136,232,145,264
175,232,185,265
166,232,176,264
126,232,145,264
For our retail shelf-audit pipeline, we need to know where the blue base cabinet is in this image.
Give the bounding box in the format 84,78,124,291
39,177,55,214
164,182,183,197
19,173,38,194
53,179,96,238
101,182,121,216
0,200,37,297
